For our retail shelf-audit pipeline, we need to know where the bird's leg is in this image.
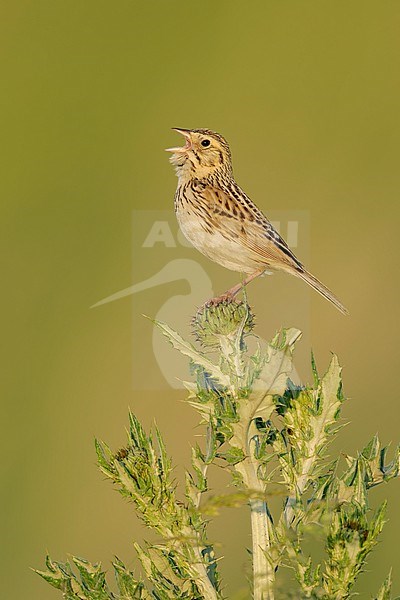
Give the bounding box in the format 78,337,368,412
205,269,266,306
226,269,267,298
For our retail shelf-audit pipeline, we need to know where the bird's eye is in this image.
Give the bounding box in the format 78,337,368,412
201,139,211,147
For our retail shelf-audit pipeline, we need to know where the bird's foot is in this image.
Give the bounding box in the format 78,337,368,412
195,293,237,318
205,292,236,307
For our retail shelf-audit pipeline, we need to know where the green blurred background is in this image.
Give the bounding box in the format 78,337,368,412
2,1,400,598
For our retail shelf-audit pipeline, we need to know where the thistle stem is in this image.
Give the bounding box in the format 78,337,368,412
193,551,219,600
239,455,275,600
250,497,275,600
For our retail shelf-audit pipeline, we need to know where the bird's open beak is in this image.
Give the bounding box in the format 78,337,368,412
165,128,192,153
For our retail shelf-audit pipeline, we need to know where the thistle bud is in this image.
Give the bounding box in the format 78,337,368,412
192,300,254,348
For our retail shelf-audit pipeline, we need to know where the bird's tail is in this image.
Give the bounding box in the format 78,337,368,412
295,268,349,315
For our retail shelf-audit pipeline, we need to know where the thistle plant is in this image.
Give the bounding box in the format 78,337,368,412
36,301,399,599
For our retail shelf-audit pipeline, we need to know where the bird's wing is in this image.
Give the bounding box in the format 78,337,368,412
203,182,304,271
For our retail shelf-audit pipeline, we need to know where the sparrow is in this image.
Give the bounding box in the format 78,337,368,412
166,128,348,315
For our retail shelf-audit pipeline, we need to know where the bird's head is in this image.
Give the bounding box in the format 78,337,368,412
166,128,232,182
